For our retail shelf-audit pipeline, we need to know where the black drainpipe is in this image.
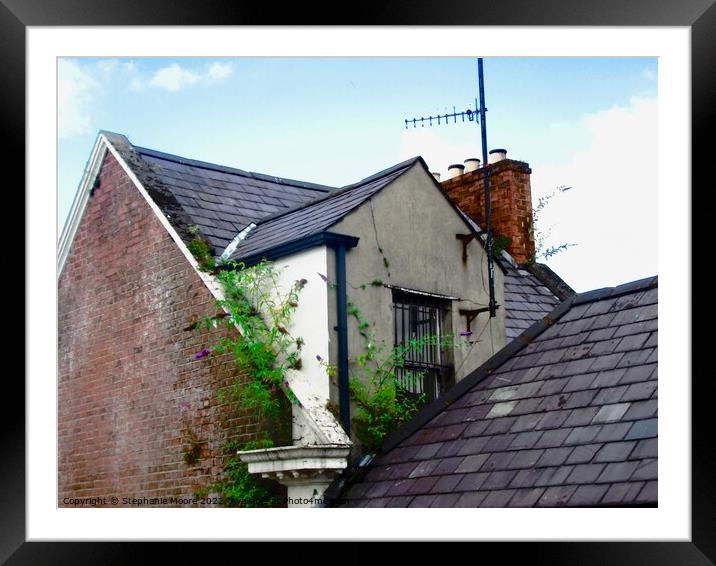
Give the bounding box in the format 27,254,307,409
334,243,351,436
321,232,359,437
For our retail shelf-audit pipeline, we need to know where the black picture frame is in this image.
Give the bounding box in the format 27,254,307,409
10,0,708,561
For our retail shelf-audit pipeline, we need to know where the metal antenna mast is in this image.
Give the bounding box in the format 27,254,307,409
478,58,497,318
403,58,497,317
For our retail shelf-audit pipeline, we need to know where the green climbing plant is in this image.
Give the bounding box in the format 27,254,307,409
190,257,306,506
341,297,466,453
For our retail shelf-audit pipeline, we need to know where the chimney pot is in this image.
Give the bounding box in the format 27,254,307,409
488,149,507,164
431,171,441,182
464,158,481,172
447,163,465,179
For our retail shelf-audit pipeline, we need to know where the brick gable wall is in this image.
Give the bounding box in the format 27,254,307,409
58,151,273,507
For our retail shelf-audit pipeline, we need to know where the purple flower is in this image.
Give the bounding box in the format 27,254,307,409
193,348,211,360
460,331,473,337
316,354,323,362
317,272,328,283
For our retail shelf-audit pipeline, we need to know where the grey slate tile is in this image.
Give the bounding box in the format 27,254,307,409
509,449,545,469
386,496,415,507
621,382,658,402
591,368,628,388
455,453,491,474
565,426,601,445
635,481,658,503
538,485,579,507
589,353,625,372
509,468,543,489
594,441,637,463
485,434,518,452
568,484,609,506
617,348,655,368
432,474,464,493
631,438,658,459
631,459,658,481
510,431,544,449
567,444,603,464
564,407,600,427
535,409,571,430
481,451,518,472
535,428,573,449
601,482,645,505
454,491,489,507
593,422,633,443
592,403,631,423
481,470,518,491
507,487,546,507
407,476,440,494
623,400,658,420
407,494,438,507
596,461,640,483
536,447,574,467
537,465,575,487
566,463,606,484
409,460,441,478
481,489,517,507
433,457,466,476
624,418,658,440
430,493,462,507
591,386,629,406
455,472,491,492
618,364,656,385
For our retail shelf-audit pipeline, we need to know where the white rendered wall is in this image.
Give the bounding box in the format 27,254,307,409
273,246,331,402
271,246,348,445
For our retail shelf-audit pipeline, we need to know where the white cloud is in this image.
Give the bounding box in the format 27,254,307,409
129,60,234,93
96,58,118,77
129,77,145,92
207,62,233,81
58,59,100,139
398,127,481,177
532,96,657,291
149,63,201,92
641,67,656,81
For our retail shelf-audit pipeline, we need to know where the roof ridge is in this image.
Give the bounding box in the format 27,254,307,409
134,145,335,192
248,157,421,227
380,274,658,453
572,275,658,305
341,156,423,189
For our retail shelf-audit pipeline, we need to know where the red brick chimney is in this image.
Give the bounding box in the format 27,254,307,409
440,150,535,265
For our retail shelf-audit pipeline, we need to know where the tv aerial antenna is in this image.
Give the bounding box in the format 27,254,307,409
403,58,497,318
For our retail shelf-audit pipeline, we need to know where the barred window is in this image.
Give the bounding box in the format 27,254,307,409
392,289,453,403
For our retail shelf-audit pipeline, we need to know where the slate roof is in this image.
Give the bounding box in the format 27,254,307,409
503,266,562,340
228,157,421,262
103,132,334,254
333,276,658,508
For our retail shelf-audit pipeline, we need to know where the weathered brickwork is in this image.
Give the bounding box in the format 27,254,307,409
441,159,535,265
58,151,268,507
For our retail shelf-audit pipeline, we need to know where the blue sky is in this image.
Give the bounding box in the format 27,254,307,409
58,57,657,292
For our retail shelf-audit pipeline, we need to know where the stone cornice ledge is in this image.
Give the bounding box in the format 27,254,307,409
238,444,351,480
239,445,352,507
